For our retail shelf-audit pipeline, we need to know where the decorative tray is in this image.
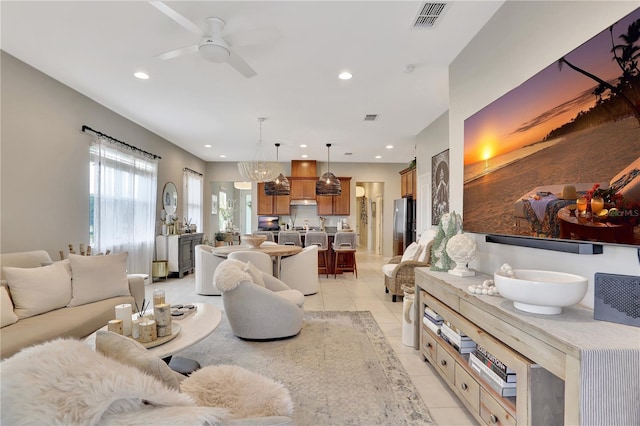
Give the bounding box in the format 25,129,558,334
136,322,181,349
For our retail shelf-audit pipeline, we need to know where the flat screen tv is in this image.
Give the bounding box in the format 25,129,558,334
463,8,640,250
258,216,280,231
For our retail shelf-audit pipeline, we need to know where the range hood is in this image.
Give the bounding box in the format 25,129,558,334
290,199,317,206
289,160,318,206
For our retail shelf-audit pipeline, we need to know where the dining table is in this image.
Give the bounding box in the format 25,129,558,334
211,244,302,278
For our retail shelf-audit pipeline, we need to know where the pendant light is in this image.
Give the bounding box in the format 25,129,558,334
237,118,283,182
316,143,341,196
264,143,290,195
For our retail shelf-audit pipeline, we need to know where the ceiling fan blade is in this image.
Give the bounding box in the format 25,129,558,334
149,1,202,35
227,50,257,79
155,44,198,60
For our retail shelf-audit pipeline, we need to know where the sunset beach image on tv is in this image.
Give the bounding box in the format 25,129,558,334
463,8,640,247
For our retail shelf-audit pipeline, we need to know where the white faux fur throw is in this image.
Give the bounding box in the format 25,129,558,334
214,259,253,293
0,339,228,425
181,365,293,419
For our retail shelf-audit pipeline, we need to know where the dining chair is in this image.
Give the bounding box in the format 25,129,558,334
228,251,274,276
278,231,302,247
332,232,358,279
304,231,329,278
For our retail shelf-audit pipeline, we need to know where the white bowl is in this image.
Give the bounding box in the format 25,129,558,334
241,234,267,248
493,269,588,315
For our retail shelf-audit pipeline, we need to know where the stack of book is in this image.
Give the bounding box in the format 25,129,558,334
422,306,443,335
440,321,476,354
468,345,517,397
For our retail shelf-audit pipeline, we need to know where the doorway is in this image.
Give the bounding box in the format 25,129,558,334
355,182,384,254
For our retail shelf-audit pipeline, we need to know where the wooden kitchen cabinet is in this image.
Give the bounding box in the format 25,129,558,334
317,177,350,215
257,182,290,215
290,178,317,200
400,167,416,199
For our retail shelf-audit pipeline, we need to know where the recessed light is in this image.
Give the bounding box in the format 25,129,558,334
134,72,149,80
375,155,382,159
386,145,394,149
338,71,352,80
301,154,308,158
204,144,212,148
300,144,307,148
219,154,226,158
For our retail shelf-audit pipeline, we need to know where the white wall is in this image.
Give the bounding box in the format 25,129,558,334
418,1,640,308
1,51,205,259
416,110,449,233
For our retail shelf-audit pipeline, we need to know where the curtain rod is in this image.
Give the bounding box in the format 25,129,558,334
184,167,203,177
81,125,162,160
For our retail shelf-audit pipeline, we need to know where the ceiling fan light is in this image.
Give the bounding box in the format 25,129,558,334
199,43,230,63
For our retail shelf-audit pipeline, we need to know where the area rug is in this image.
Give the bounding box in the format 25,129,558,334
178,311,434,425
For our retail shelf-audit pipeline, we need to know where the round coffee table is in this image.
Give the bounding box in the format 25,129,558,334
86,302,221,360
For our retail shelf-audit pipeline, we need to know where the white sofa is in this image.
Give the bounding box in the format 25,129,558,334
0,250,145,359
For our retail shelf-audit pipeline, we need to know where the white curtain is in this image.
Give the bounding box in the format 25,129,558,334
90,138,158,276
183,169,203,231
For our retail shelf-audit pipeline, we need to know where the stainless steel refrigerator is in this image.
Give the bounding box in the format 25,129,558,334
393,198,416,256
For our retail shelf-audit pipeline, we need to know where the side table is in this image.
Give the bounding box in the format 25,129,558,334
152,260,168,281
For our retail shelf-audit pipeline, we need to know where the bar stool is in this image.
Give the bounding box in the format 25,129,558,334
253,230,275,242
332,232,357,278
278,231,302,246
305,231,329,278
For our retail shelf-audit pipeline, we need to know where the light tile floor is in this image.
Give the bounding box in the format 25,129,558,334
147,251,478,426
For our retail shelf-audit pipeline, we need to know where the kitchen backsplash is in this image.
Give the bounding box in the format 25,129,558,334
281,206,348,229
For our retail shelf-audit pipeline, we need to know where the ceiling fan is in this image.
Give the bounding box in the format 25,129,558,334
150,1,257,78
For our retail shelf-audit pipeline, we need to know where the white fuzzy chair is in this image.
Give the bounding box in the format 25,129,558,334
279,245,319,295
195,245,224,295
228,251,274,276
214,259,304,340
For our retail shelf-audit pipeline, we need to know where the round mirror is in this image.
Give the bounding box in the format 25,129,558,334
162,182,178,216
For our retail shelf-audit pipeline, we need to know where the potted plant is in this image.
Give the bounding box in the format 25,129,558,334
214,232,226,247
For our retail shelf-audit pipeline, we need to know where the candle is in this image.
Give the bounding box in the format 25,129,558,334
153,289,165,306
154,303,172,337
107,319,123,335
114,304,133,336
132,314,142,339
138,319,157,343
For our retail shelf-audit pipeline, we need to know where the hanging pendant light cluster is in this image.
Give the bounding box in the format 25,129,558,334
316,143,341,196
264,143,290,195
237,118,283,182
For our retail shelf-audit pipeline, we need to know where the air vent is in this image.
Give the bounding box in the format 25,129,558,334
364,114,378,121
344,152,353,156
412,2,449,29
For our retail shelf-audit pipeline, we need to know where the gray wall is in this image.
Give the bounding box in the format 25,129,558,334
1,51,205,260
417,1,640,308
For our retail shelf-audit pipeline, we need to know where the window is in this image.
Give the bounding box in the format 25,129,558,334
183,168,203,231
90,138,157,275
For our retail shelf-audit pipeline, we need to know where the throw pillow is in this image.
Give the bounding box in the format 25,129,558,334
95,330,181,390
213,259,253,293
417,240,435,264
3,260,72,319
67,252,129,307
243,261,265,287
1,286,18,327
401,242,423,263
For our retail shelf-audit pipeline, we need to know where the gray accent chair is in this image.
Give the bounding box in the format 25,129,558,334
214,259,304,340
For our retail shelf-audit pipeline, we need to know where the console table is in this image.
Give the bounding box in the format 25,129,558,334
415,268,639,425
156,233,203,278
